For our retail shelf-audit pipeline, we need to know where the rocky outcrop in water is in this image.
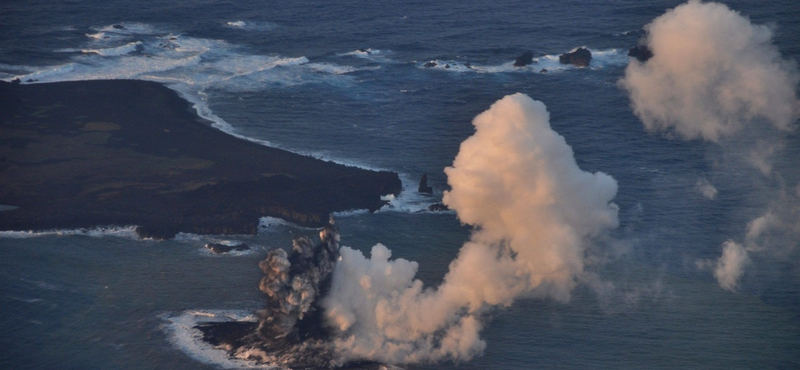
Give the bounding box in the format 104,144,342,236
628,45,653,62
418,173,433,194
514,51,534,67
559,47,592,67
205,243,250,254
428,203,449,212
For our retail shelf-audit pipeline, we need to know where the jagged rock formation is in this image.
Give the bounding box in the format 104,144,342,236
628,45,653,62
514,51,534,67
418,173,433,194
428,203,449,212
559,47,592,67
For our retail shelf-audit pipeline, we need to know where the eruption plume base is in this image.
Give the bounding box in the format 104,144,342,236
191,218,351,368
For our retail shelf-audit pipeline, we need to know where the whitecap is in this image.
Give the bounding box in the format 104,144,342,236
306,62,356,75
258,216,304,231
471,60,531,74
417,59,475,72
93,22,161,36
338,48,395,63
331,209,370,218
416,48,629,75
224,20,278,32
536,47,629,71
418,59,549,74
80,41,142,56
10,296,44,304
0,226,141,239
257,216,318,233
85,31,111,40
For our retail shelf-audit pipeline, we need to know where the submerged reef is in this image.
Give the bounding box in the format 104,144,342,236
0,80,402,238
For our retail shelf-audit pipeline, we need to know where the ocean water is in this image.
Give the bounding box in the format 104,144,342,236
2,0,800,369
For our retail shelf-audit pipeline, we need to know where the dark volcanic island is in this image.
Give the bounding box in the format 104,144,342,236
0,80,402,238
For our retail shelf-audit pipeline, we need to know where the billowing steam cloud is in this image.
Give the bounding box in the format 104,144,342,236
621,1,800,291
321,94,619,364
619,0,799,142
697,240,750,292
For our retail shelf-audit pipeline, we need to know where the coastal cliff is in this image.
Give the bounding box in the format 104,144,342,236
0,80,402,238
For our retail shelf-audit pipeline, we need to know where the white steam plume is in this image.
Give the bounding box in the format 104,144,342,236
712,241,751,292
620,0,800,292
323,94,619,364
619,0,799,142
696,177,718,200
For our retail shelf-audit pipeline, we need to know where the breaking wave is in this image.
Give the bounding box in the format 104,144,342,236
378,173,448,214
337,48,396,64
224,20,279,32
0,225,141,239
2,23,365,153
58,41,144,56
163,310,268,369
416,48,628,73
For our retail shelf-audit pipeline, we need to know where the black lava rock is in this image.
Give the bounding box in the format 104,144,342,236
514,51,534,67
628,45,653,62
559,47,592,67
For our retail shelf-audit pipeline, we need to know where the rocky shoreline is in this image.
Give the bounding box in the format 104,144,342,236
0,79,402,239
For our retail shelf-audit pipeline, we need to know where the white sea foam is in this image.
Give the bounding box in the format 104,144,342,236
331,209,370,218
418,58,551,73
224,20,278,32
4,24,356,153
227,21,247,28
173,233,260,256
85,31,111,40
339,48,379,57
587,48,628,68
0,225,141,239
79,41,143,56
257,216,318,232
84,23,160,43
378,173,446,214
94,23,161,37
170,86,273,148
306,62,360,75
418,59,477,72
416,48,627,74
201,247,257,257
162,310,271,369
338,48,395,63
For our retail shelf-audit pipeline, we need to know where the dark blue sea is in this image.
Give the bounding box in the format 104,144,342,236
1,1,799,369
